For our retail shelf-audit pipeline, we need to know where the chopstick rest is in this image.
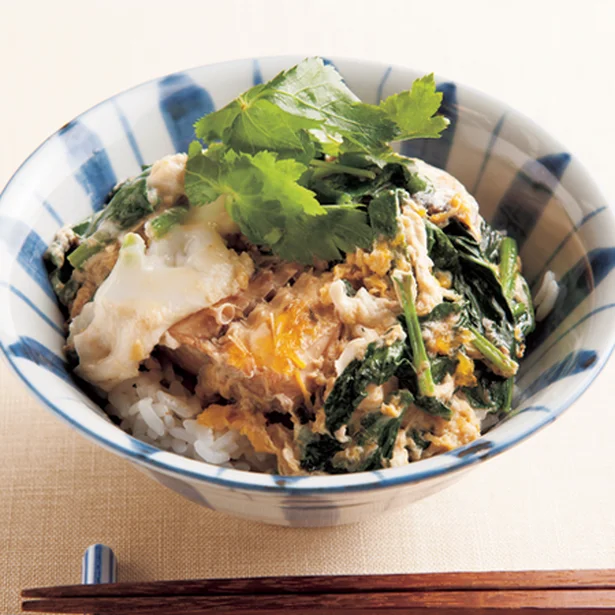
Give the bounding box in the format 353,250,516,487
82,544,118,586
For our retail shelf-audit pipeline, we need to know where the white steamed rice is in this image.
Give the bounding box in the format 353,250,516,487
105,357,276,472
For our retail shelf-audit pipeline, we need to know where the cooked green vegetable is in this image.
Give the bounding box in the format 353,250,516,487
148,206,190,239
300,433,343,473
463,373,514,415
419,301,462,323
415,395,452,419
305,153,426,206
68,168,155,269
468,326,518,378
425,221,458,270
324,340,406,433
499,237,518,300
394,273,436,397
430,356,456,384
368,188,405,238
514,276,536,338
409,429,431,451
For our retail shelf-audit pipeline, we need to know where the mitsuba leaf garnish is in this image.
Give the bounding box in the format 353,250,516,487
185,146,373,263
380,73,450,140
195,58,396,159
187,57,449,264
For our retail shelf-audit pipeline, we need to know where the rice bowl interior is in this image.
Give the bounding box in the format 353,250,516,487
42,58,556,477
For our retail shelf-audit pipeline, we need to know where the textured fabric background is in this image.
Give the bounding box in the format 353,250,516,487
1,1,615,613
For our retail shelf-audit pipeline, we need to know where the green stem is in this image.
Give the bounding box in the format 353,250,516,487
501,377,514,414
468,326,518,378
394,273,436,397
149,206,189,239
499,237,518,300
67,240,104,269
310,159,377,180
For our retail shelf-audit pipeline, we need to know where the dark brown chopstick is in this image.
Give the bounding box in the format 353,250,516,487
21,569,615,598
21,589,615,614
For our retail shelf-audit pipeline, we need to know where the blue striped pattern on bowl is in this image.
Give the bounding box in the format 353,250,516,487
1,56,614,526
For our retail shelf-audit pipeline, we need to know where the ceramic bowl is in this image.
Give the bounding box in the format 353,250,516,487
1,56,614,527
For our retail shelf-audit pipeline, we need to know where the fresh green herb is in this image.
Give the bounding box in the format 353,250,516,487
324,340,406,433
186,58,447,263
368,188,406,238
380,73,450,141
499,237,518,300
185,148,373,263
394,273,436,397
195,58,397,159
148,206,190,239
309,159,377,181
195,59,448,162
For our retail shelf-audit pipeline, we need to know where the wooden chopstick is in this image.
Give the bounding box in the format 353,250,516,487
20,589,615,614
21,569,615,598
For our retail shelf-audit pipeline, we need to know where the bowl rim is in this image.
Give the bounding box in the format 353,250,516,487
1,55,614,495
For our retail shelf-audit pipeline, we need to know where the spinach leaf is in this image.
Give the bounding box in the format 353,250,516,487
431,356,456,384
68,168,155,268
419,301,462,323
415,395,452,419
300,434,343,472
368,188,406,238
513,276,536,337
425,220,458,270
499,237,518,300
324,340,406,433
409,429,431,450
462,373,514,415
304,153,426,209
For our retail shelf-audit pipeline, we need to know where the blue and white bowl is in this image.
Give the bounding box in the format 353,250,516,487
1,57,614,527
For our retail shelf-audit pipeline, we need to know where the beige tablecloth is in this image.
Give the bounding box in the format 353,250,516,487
2,1,615,612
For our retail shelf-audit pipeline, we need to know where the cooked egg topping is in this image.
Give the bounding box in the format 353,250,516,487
69,217,254,390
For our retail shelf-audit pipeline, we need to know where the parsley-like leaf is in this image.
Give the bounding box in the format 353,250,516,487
187,59,450,264
381,73,449,140
185,147,373,263
195,58,396,158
